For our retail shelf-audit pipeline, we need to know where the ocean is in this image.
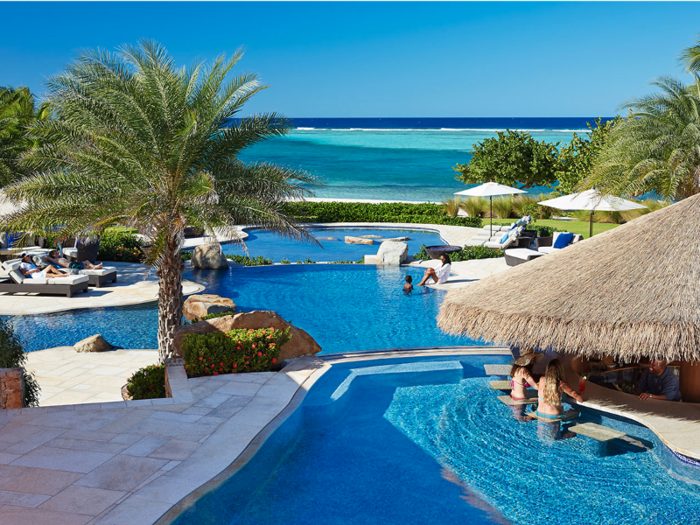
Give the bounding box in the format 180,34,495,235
237,117,612,202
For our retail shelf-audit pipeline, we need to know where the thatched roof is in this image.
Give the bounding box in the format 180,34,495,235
438,194,700,362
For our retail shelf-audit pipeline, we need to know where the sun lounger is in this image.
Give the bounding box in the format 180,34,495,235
0,260,89,297
504,248,546,266
535,232,583,254
76,267,117,288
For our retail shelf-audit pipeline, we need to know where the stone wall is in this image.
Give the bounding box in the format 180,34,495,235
0,368,25,409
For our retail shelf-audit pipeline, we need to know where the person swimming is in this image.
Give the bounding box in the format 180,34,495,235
404,275,413,294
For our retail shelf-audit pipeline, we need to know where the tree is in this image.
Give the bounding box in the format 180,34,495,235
583,77,700,201
453,130,559,189
1,40,315,362
0,87,45,186
679,36,700,73
556,117,620,195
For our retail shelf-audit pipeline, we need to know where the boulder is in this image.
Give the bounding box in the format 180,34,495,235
174,310,322,362
379,236,410,242
183,294,236,322
74,334,112,353
345,236,373,245
360,235,383,239
316,237,338,241
376,241,408,265
191,242,229,269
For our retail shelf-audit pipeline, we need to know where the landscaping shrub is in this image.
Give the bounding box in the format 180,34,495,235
181,250,192,262
189,311,236,323
282,202,482,228
98,232,143,262
442,197,462,217
126,364,166,400
533,225,565,237
182,327,291,377
0,318,40,407
413,244,503,262
226,254,273,266
461,196,487,218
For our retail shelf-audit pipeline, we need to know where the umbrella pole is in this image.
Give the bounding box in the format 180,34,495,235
490,196,493,237
589,210,593,238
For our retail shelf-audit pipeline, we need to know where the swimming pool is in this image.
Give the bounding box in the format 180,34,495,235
220,227,444,262
10,265,476,353
173,354,700,525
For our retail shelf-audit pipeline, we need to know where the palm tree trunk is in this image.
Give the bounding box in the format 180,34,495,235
156,234,184,363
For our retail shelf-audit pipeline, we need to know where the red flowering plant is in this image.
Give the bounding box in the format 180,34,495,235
182,327,291,377
125,364,166,399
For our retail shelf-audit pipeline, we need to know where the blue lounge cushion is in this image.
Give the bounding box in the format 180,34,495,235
553,232,574,249
500,233,510,244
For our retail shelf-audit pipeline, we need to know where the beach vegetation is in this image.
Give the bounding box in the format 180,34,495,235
442,196,462,217
490,195,514,219
1,40,313,362
583,77,700,201
0,318,40,407
283,201,482,228
182,327,290,377
454,130,559,189
460,196,487,218
413,244,503,261
226,254,273,266
97,231,143,263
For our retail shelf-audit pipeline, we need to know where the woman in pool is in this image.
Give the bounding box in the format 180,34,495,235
509,350,542,401
418,254,451,286
535,359,583,419
45,250,103,270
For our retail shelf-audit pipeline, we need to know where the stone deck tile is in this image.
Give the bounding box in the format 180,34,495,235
0,505,94,525
39,486,126,517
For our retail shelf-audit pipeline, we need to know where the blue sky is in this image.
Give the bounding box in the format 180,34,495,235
2,1,700,117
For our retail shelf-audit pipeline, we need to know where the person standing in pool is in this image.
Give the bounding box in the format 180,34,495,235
418,254,451,286
535,359,583,419
403,275,413,294
509,350,542,401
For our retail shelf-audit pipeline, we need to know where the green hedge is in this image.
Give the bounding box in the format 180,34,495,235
98,232,143,263
182,327,291,377
413,244,504,262
282,202,482,228
126,364,166,400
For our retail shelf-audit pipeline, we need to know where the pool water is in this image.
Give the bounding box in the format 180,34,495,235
173,355,700,525
220,228,444,262
9,265,475,353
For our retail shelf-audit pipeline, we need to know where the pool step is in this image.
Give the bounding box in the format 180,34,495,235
498,395,537,406
527,410,579,423
484,364,511,376
569,423,626,442
490,380,512,391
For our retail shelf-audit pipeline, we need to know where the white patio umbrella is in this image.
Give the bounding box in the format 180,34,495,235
538,189,647,238
455,182,525,237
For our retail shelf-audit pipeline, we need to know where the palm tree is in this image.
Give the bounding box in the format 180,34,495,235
1,40,315,362
0,86,43,186
679,36,700,73
582,77,700,201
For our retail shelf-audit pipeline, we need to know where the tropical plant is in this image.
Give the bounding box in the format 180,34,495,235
556,117,620,195
0,87,47,186
0,317,40,407
583,77,700,201
454,130,559,189
679,36,700,73
491,196,514,219
97,231,144,262
126,364,166,400
460,196,487,218
1,40,314,362
442,196,462,217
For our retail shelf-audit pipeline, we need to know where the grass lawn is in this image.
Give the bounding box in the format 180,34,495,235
489,218,620,239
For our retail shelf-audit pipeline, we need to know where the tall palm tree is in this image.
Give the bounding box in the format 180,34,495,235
0,86,41,186
1,40,315,361
679,36,700,73
582,77,700,201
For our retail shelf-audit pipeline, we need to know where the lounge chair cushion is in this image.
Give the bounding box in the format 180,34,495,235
553,232,574,249
537,247,558,254
8,269,25,284
78,267,116,276
22,278,49,284
46,275,89,285
505,248,542,261
4,261,21,271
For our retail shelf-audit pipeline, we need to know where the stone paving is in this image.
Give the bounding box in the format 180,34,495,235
0,262,203,316
25,348,159,407
0,356,326,525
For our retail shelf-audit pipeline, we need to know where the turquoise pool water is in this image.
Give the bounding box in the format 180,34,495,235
220,227,443,262
174,355,700,525
9,265,475,353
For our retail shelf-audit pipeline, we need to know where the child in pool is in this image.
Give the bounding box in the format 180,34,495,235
404,275,413,294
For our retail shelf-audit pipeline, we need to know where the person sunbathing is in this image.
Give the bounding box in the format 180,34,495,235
45,250,103,270
509,350,542,401
19,253,65,279
535,359,583,419
418,254,451,286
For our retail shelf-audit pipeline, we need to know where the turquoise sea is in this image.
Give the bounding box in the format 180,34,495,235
238,117,610,202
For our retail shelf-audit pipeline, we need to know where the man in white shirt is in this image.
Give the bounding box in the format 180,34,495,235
418,254,452,286
18,253,65,279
